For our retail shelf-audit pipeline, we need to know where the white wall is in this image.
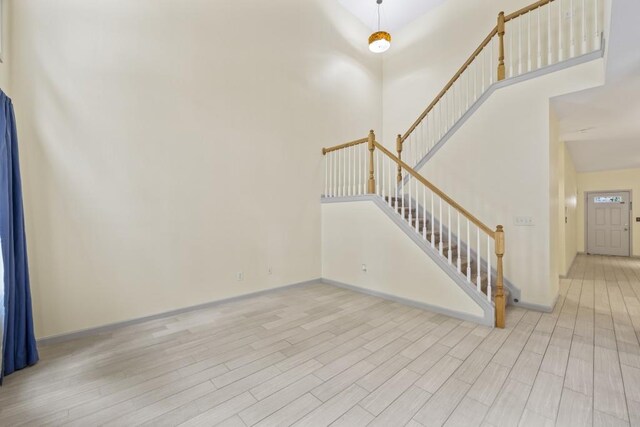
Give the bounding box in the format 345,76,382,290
10,0,382,338
322,200,485,320
416,61,604,308
577,168,640,256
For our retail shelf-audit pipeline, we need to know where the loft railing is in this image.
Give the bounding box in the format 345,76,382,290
396,0,603,172
322,131,506,328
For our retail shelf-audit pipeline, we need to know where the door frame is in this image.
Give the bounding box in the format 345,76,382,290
584,189,633,257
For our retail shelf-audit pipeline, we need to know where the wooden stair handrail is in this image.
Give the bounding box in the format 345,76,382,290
322,137,369,155
373,141,495,238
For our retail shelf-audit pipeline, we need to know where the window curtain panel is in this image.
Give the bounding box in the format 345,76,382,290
0,90,38,383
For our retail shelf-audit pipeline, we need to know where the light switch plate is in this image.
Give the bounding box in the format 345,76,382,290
514,216,535,226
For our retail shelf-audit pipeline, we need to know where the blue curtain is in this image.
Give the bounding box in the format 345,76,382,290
0,90,38,383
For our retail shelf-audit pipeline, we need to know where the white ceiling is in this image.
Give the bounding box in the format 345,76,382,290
552,0,640,172
337,0,446,32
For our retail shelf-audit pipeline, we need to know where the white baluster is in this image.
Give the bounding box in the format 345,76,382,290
581,0,587,54
509,22,514,77
528,12,532,72
490,37,494,85
324,154,328,197
481,49,485,93
467,220,471,282
559,0,564,61
548,3,553,65
339,150,343,197
457,211,461,272
487,236,492,302
570,0,575,57
431,192,435,248
439,197,443,256
335,152,339,197
394,163,398,210
357,145,361,195
447,205,452,264
347,146,351,196
376,151,380,195
408,177,412,225
594,0,600,49
537,7,542,69
387,156,392,206
476,227,481,292
355,145,359,195
415,179,420,233
423,186,427,239
518,18,523,75
473,61,478,101
401,171,405,218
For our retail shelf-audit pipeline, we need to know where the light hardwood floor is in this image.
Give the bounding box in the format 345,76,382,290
1,254,640,426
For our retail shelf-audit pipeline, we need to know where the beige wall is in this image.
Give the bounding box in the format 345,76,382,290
10,0,383,338
577,168,640,256
321,201,485,320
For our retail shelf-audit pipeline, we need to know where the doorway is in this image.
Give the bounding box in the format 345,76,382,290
586,191,631,257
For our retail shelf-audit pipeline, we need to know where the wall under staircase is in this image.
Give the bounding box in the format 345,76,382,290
322,197,493,325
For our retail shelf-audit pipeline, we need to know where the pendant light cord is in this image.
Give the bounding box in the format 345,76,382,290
377,0,382,31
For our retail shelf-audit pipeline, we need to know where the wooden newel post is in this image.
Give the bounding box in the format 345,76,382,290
494,225,506,328
368,130,376,194
396,134,403,183
497,12,506,81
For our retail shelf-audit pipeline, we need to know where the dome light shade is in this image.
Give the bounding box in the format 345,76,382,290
369,31,391,53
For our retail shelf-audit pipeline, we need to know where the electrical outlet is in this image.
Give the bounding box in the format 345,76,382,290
514,216,535,226
236,272,244,281
361,264,367,272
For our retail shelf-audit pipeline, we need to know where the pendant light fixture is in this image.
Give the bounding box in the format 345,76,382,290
369,0,391,53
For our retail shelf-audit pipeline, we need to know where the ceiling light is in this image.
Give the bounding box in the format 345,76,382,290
369,0,391,53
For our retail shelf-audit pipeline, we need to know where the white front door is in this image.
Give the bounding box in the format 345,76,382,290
587,191,631,257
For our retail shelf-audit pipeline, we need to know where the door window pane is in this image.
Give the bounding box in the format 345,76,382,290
594,196,623,203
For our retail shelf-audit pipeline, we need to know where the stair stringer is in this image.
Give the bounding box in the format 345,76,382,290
401,43,605,186
321,195,495,326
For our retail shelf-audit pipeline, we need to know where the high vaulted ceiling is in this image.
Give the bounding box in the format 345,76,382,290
337,0,445,32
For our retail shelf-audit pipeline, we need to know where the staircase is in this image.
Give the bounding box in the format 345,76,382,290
321,0,604,328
